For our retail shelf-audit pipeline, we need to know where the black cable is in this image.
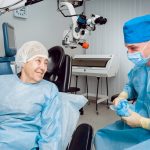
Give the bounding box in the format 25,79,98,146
0,0,23,9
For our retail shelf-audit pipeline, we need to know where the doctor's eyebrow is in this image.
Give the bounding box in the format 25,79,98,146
126,45,139,50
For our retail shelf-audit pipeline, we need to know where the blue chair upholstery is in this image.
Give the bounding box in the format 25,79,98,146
0,61,13,75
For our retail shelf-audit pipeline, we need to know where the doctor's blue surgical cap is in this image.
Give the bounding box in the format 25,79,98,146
123,14,150,44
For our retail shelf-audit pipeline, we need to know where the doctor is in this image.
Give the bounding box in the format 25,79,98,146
0,41,61,150
94,14,150,150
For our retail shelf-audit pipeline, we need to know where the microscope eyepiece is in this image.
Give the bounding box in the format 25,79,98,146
95,16,107,25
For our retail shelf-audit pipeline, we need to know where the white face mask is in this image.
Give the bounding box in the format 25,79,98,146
127,42,150,66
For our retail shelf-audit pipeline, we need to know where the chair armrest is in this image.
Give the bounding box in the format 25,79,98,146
111,94,119,102
67,123,93,150
111,94,137,103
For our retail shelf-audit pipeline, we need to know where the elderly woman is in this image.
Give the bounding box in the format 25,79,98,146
0,41,61,150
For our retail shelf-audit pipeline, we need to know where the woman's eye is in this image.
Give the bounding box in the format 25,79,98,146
36,59,41,63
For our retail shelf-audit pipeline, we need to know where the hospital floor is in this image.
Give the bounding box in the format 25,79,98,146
78,101,120,133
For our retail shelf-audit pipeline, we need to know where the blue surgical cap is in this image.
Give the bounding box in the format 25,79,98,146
123,14,150,44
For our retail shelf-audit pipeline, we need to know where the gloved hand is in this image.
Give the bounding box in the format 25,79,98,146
113,91,128,106
122,110,142,127
116,99,130,117
110,99,130,117
122,111,150,130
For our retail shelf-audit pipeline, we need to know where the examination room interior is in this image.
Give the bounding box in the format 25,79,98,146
0,0,150,136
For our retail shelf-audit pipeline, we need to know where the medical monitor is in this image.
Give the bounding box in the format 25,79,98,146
2,22,16,57
7,24,15,49
72,54,119,77
72,58,110,68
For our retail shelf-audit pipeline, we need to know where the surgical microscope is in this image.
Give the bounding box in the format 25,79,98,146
58,0,107,49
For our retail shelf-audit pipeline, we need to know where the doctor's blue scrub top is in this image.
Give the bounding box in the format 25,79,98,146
95,65,150,150
0,74,61,150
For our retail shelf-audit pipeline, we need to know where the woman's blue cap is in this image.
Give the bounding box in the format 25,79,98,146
123,14,150,44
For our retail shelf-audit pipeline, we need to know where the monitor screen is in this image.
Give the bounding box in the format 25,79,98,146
2,22,16,57
72,58,110,67
7,24,16,49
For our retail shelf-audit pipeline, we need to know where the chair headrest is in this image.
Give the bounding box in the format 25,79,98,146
47,46,65,73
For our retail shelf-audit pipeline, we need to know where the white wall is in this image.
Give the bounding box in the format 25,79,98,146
1,0,150,98
0,0,86,92
0,0,84,56
82,0,150,99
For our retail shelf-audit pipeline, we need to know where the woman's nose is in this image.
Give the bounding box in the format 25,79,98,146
40,62,47,70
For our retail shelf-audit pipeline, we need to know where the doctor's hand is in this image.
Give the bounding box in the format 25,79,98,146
113,91,128,106
113,97,121,106
121,110,142,127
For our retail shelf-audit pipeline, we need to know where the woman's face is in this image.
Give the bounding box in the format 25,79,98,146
21,57,48,83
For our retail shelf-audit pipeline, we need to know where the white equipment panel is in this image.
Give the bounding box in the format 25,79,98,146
72,54,119,77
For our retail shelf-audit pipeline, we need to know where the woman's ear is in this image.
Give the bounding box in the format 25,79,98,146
22,63,25,68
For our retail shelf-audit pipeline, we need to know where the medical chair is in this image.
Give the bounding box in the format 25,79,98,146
44,46,71,92
0,22,16,75
44,46,65,82
44,46,84,114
